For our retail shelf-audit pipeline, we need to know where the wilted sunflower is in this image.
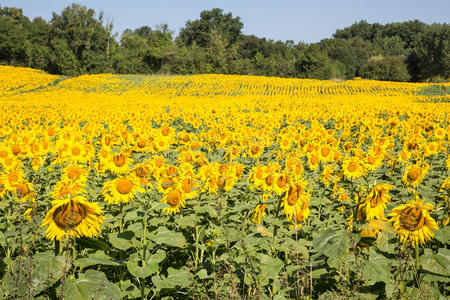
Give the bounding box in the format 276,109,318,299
161,189,186,215
389,199,438,246
102,174,144,204
41,196,104,241
360,219,388,238
402,162,428,188
359,184,394,221
251,204,267,224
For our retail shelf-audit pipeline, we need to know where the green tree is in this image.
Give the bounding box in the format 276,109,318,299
360,55,411,82
49,3,114,74
295,45,338,79
408,23,449,81
0,6,31,65
178,8,243,47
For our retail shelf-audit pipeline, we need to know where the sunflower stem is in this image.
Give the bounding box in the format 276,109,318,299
414,244,420,272
271,194,283,257
194,225,199,270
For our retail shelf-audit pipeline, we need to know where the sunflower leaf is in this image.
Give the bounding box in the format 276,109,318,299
31,252,67,295
312,229,349,259
151,227,186,248
64,270,120,300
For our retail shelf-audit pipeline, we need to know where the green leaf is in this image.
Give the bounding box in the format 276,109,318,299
152,267,193,289
434,226,450,245
362,254,392,284
151,227,186,248
420,251,450,277
76,237,111,252
259,254,284,280
127,259,159,278
197,269,210,279
126,249,165,278
109,231,134,251
64,270,120,300
313,229,349,259
75,256,122,270
31,252,67,295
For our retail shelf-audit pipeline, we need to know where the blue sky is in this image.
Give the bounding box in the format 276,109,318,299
1,0,449,43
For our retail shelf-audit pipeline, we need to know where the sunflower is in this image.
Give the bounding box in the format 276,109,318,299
289,196,311,230
342,157,365,180
251,204,267,224
14,180,35,203
52,180,86,201
132,164,153,186
105,152,132,175
273,173,290,195
282,180,310,221
359,184,394,221
102,174,144,204
161,189,186,215
402,162,428,188
1,167,25,192
61,164,89,184
247,144,263,159
41,196,104,241
321,165,334,187
389,199,438,246
0,178,7,199
360,219,388,238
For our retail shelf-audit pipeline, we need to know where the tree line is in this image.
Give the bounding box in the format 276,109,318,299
1,4,448,81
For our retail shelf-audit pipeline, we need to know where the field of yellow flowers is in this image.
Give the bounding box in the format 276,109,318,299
0,65,449,299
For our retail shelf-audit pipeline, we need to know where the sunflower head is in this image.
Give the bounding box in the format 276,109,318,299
402,162,428,188
389,199,438,246
41,197,104,241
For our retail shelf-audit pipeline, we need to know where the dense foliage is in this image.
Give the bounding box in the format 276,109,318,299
0,4,449,81
0,66,449,299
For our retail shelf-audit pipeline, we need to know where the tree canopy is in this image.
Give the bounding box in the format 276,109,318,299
0,4,448,82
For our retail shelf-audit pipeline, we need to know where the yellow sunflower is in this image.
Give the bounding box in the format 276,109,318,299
389,199,438,246
282,180,310,222
41,196,104,241
161,189,186,215
360,219,387,238
402,162,428,188
14,180,35,203
105,152,132,175
359,184,394,221
0,178,7,199
52,180,86,201
102,174,144,204
342,157,365,180
61,164,89,184
251,204,267,224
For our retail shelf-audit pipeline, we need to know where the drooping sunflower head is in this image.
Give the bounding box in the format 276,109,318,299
282,180,310,221
41,196,104,241
360,183,394,221
389,199,438,247
251,204,267,224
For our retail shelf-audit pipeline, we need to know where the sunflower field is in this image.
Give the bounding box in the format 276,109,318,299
0,65,449,299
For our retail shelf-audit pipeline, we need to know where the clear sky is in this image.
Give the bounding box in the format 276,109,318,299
1,0,449,43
